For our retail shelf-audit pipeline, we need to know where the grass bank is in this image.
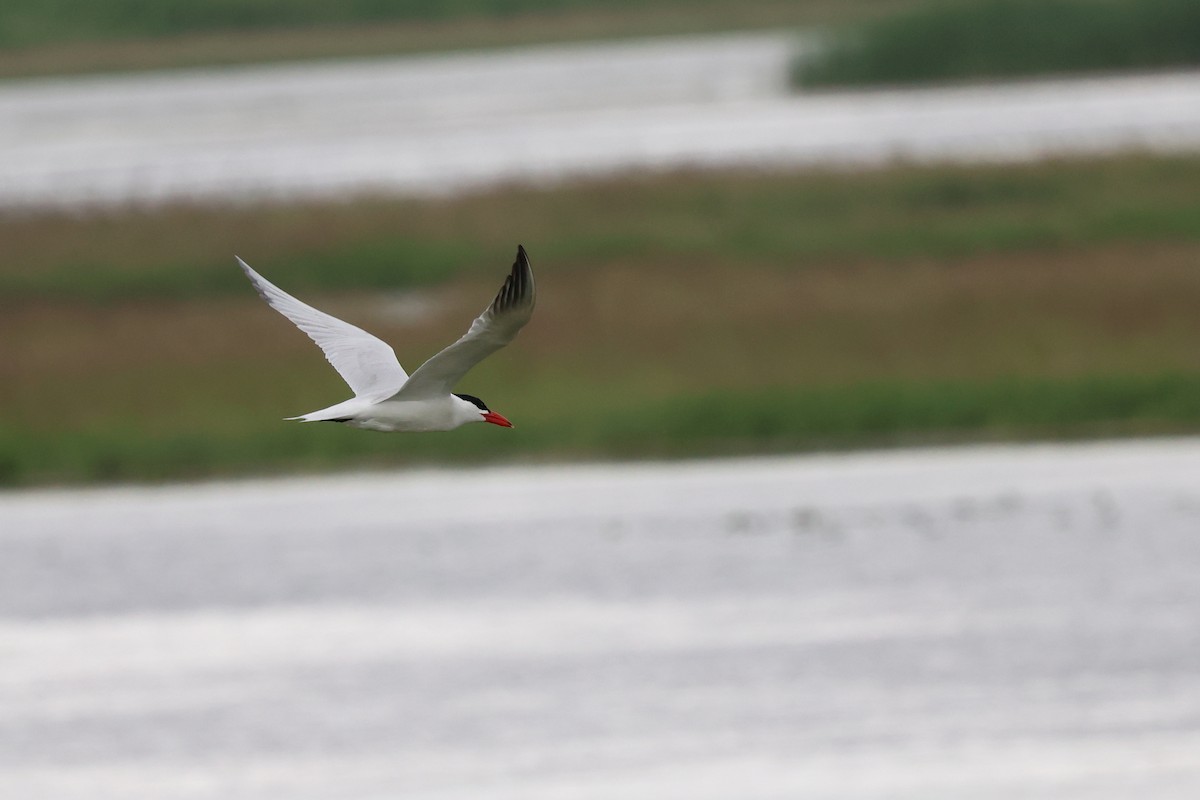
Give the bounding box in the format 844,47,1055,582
3,373,1196,485
7,156,1200,303
796,0,1200,88
3,155,1200,485
0,0,911,79
0,0,843,47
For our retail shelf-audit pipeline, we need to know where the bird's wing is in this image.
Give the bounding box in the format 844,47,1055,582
237,257,408,400
390,245,535,401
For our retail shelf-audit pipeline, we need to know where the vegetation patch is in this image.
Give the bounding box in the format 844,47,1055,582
795,0,1200,88
4,156,1200,485
0,0,910,79
6,156,1200,303
3,373,1197,487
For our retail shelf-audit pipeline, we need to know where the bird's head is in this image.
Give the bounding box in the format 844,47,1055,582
454,393,513,428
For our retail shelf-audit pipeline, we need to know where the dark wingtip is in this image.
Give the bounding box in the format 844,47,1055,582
514,245,531,286
491,244,535,315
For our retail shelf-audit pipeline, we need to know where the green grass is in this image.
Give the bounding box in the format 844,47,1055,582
796,0,1200,88
613,373,1200,451
4,155,1200,486
2,372,1197,486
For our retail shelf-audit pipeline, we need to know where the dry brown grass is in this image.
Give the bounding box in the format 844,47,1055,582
6,240,1199,429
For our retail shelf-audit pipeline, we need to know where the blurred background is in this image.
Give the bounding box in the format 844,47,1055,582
3,1,1200,797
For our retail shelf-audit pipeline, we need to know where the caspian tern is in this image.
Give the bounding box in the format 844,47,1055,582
237,245,535,432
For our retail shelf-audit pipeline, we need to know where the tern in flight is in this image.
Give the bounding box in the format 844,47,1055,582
237,245,535,432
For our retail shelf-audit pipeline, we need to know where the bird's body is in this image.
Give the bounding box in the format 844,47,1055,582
293,394,491,432
238,246,535,432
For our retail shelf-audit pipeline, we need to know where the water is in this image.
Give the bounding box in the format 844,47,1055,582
3,439,1200,797
2,34,1200,209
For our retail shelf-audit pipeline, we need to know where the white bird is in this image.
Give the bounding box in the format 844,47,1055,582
237,245,535,432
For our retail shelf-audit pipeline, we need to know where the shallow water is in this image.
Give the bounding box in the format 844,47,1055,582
2,440,1200,798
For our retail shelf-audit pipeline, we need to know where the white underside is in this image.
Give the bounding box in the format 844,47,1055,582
292,395,481,433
